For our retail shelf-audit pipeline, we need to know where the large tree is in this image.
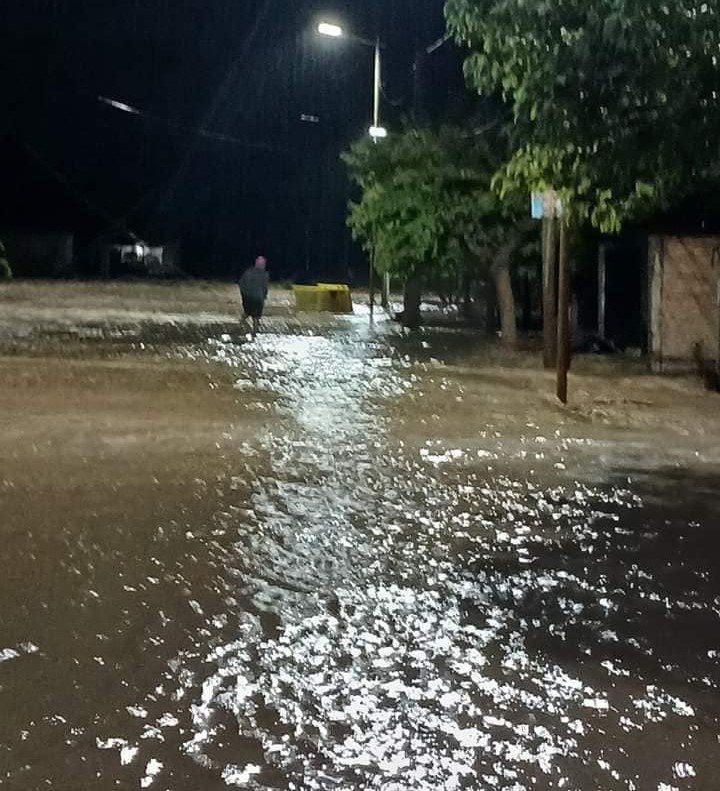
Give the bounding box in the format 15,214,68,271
445,0,720,231
343,126,534,343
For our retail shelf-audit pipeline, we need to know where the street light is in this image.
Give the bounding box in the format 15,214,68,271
316,21,451,318
99,96,140,115
317,19,387,315
317,22,343,38
317,19,384,143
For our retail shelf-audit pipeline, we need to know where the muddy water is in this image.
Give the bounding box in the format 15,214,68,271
1,312,720,790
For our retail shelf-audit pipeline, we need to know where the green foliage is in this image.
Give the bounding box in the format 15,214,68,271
342,127,531,281
446,0,720,231
0,240,12,280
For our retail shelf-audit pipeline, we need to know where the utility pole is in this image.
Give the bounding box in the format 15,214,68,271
534,190,569,401
369,37,382,319
597,243,606,338
556,220,571,404
316,23,448,320
372,37,391,313
413,47,426,124
542,213,558,369
316,22,388,320
369,238,376,320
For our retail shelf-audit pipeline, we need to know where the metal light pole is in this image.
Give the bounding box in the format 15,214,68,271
370,38,392,314
373,37,381,134
318,22,388,319
371,37,382,318
318,22,387,145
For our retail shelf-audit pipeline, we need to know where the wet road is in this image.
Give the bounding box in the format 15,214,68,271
2,308,720,790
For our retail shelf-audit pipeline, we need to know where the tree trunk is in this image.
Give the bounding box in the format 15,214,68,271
522,270,533,332
492,264,518,348
464,225,527,346
381,272,390,309
483,278,497,333
403,277,422,329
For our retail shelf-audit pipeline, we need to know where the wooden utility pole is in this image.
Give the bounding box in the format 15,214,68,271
597,243,607,338
556,221,571,404
369,244,376,319
542,214,558,369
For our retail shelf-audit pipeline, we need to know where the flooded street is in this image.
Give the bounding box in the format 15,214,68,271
1,284,720,790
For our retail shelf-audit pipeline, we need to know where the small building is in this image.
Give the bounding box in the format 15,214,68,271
1,135,182,279
647,236,720,373
597,234,720,373
103,239,182,278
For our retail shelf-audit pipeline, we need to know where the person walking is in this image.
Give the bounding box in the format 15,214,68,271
238,255,269,339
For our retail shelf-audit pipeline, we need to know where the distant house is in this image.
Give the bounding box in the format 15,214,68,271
1,135,182,278
1,136,101,277
103,238,182,278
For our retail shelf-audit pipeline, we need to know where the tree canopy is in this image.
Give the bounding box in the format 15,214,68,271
343,126,529,280
343,125,536,341
445,0,720,231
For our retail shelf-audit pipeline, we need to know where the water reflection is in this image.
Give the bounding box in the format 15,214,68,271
96,326,720,789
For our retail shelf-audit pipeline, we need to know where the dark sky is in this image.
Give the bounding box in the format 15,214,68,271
1,0,460,278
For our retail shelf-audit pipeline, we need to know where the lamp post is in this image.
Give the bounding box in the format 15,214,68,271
317,22,386,143
316,24,449,319
374,33,393,314
317,21,388,317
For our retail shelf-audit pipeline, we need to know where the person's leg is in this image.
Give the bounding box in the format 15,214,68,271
252,316,259,339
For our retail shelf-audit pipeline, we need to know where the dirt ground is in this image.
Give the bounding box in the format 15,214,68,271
1,281,717,509
1,280,719,791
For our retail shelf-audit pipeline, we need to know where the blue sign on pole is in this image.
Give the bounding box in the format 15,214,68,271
531,193,544,220
531,190,562,219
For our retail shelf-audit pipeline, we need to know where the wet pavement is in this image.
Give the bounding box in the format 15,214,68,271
1,289,720,790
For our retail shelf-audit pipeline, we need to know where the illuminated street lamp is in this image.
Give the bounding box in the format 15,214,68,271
317,22,343,38
317,21,384,143
318,19,388,312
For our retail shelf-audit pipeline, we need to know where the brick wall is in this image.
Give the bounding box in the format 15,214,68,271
649,236,720,370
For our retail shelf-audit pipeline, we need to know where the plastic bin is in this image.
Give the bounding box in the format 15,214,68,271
293,284,353,314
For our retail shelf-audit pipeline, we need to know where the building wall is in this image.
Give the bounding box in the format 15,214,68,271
649,235,720,371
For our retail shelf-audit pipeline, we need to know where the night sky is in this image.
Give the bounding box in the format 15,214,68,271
2,0,460,279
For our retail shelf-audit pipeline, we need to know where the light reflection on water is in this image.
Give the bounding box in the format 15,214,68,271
3,320,720,790
111,329,719,788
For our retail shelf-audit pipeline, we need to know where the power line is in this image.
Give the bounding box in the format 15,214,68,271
98,95,294,155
